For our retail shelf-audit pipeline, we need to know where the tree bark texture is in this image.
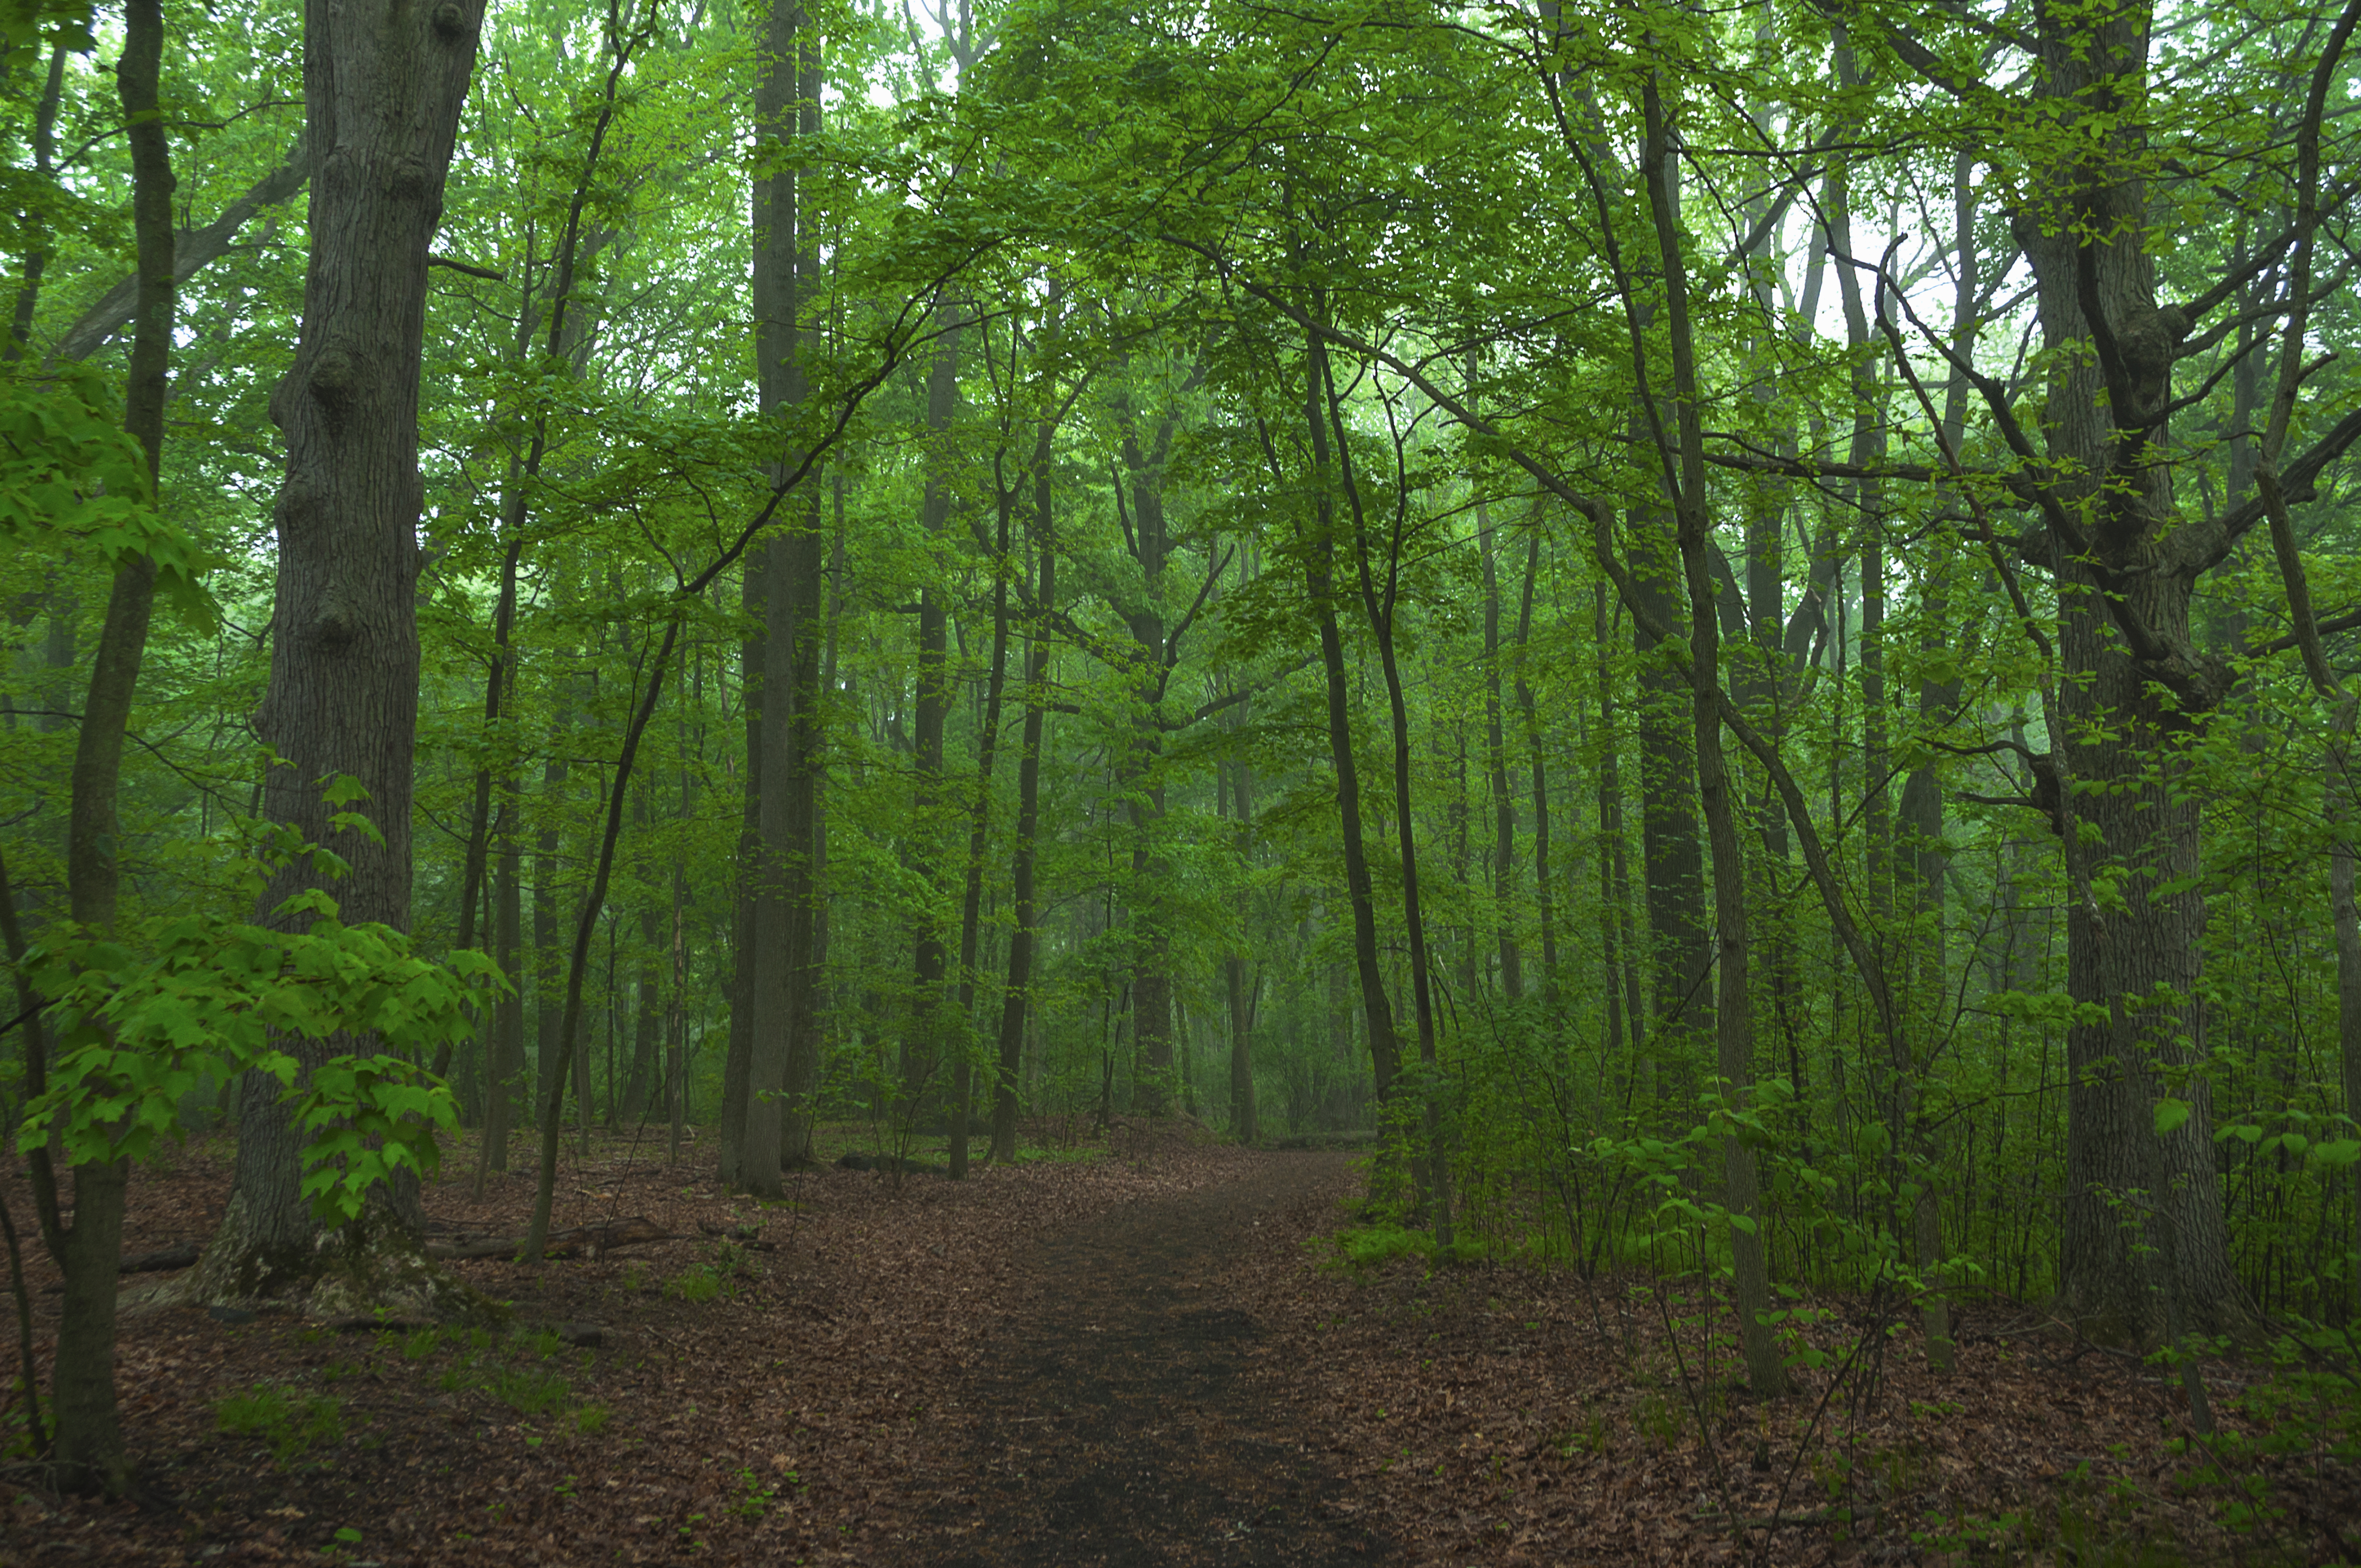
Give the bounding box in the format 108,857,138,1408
211,0,485,1297
2006,1,2244,1339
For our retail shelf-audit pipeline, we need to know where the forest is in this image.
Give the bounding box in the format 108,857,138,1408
3,0,2361,1558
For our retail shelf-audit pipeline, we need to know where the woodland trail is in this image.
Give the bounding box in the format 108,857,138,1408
924,1149,1388,1568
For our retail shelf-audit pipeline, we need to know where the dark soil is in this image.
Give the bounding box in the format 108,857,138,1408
925,1152,1385,1567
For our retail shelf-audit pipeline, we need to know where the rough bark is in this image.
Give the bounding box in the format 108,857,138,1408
743,0,819,1194
1639,74,1783,1393
200,0,487,1318
2006,4,2244,1341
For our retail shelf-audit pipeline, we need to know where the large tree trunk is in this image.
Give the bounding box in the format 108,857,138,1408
1630,482,1707,1105
198,0,486,1318
742,0,824,1194
719,565,763,1187
2006,2,2244,1340
1637,76,1785,1395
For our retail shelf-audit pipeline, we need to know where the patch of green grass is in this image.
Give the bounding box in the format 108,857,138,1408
1321,1223,1435,1271
516,1327,567,1360
1012,1143,1100,1164
665,1265,726,1303
488,1365,572,1419
571,1402,612,1437
216,1384,346,1463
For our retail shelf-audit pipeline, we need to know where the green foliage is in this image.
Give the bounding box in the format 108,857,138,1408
664,1264,727,1303
1320,1223,1434,1271
0,363,217,628
15,819,498,1221
214,1384,346,1464
487,1365,573,1420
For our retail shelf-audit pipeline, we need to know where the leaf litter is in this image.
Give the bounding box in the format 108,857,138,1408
1,1131,2352,1566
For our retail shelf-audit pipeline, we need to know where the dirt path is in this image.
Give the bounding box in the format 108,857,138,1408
923,1150,1388,1567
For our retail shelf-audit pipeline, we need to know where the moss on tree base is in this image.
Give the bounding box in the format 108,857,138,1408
177,1198,506,1327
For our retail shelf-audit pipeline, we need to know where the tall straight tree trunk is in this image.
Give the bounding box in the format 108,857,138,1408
1112,371,1194,1112
476,798,523,1182
1225,742,1258,1144
200,0,486,1311
950,430,1015,1178
42,0,174,1491
906,321,959,1119
2000,0,2245,1339
1513,530,1555,999
1635,73,1785,1395
1594,585,1646,1091
1890,149,1982,1374
744,0,822,1194
1287,331,1403,1115
532,726,569,1155
1629,458,1707,1102
1480,505,1522,1000
720,566,762,1187
993,409,1060,1163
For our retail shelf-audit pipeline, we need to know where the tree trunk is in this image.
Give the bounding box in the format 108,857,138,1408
1630,474,1707,1103
43,8,173,1489
1637,75,1784,1393
906,321,959,1121
720,559,763,1188
198,0,487,1325
2006,1,2244,1340
1481,507,1522,1001
3,42,65,363
476,800,523,1181
1513,531,1554,999
950,431,1015,1178
993,415,1059,1162
1292,329,1402,1114
1226,747,1258,1144
1318,331,1452,1247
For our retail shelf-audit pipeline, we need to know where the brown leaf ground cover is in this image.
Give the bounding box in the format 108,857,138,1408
2,1130,2354,1566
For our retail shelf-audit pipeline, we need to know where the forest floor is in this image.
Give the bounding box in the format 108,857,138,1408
1,1124,2354,1567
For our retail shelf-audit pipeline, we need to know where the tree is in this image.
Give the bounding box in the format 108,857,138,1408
192,0,491,1312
